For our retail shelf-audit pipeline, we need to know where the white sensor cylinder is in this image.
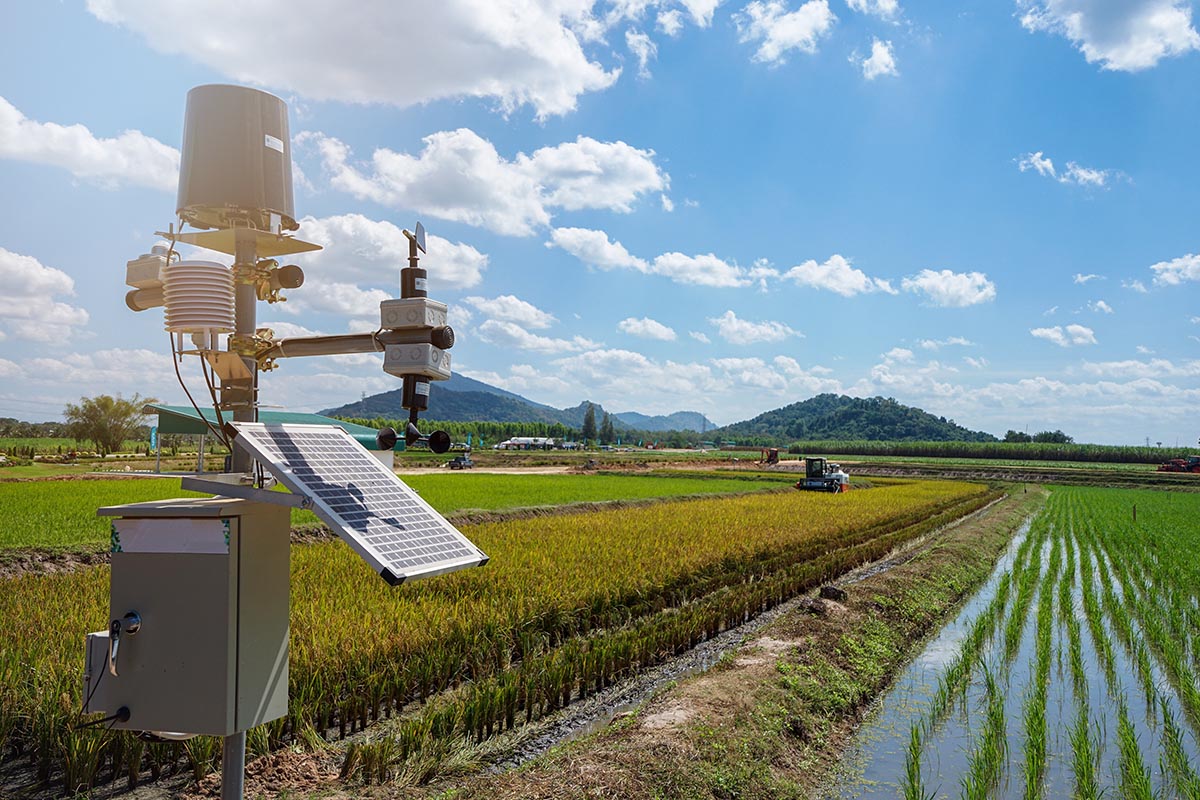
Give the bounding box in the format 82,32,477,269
163,260,234,351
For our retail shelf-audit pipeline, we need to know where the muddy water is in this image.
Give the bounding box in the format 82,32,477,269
820,519,1032,799
823,517,1200,800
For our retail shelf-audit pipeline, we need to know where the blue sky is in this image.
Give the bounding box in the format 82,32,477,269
1,0,1198,445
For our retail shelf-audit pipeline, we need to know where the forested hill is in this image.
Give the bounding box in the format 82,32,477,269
714,394,997,442
320,383,715,432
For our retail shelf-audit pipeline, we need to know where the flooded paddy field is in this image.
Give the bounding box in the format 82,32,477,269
824,486,1200,799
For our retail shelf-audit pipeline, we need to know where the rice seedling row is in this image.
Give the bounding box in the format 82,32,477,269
838,485,1200,799
0,479,991,793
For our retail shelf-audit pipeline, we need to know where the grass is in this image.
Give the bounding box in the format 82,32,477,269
0,472,785,550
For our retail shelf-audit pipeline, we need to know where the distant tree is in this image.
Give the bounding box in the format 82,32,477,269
1004,430,1033,443
63,394,154,456
599,413,615,444
581,403,597,443
1032,429,1073,444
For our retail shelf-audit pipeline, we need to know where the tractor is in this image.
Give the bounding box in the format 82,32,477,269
1157,456,1200,473
795,457,850,493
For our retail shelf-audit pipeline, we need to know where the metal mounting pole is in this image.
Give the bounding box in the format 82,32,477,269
230,230,258,475
221,730,246,800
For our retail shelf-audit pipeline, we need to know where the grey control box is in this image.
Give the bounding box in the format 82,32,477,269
84,498,290,736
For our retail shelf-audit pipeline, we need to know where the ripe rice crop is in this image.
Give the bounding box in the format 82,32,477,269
0,478,991,791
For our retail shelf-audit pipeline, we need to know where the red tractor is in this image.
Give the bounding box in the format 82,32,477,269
1157,456,1200,473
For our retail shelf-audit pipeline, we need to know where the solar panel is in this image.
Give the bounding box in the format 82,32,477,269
229,423,487,584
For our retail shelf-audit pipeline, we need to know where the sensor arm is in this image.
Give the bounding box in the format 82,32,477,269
256,326,454,364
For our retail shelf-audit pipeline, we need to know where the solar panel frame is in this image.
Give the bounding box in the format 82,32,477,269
229,423,487,584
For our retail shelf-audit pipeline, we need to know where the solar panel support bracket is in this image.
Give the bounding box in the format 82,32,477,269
181,475,313,510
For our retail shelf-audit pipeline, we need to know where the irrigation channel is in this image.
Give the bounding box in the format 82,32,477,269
823,486,1200,800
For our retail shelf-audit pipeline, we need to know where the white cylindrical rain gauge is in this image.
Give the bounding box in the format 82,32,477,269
163,260,235,351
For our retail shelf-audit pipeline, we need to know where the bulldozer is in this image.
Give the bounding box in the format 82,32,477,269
1157,455,1200,473
795,457,850,493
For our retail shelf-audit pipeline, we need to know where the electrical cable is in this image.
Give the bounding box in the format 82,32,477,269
78,707,129,729
170,332,230,450
79,648,105,718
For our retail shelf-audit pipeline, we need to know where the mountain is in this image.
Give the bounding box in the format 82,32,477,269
713,394,997,442
320,380,716,432
615,410,714,433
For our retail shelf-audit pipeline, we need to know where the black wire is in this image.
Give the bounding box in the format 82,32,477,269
79,651,105,719
170,332,230,450
200,352,227,436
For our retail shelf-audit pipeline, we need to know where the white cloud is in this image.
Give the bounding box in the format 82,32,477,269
1136,345,1154,354
1018,151,1056,178
680,0,723,26
1018,0,1200,72
784,254,895,296
552,229,751,288
689,331,712,344
1123,278,1148,293
626,29,658,78
661,194,675,212
1088,299,1114,314
884,347,915,362
304,129,667,236
735,0,837,65
1030,324,1097,347
548,227,649,271
711,357,788,391
846,0,899,19
463,295,557,329
1017,151,1123,187
1149,253,1200,286
1081,358,1200,379
477,319,599,353
23,348,176,397
0,95,178,190
551,348,723,404
709,310,800,343
901,269,996,307
87,0,620,119
0,247,90,342
964,356,988,369
618,316,677,340
858,38,899,79
652,252,749,287
657,8,685,34
0,358,21,378
1044,305,1059,316
919,336,973,350
280,282,392,318
1073,272,1102,284
296,214,487,291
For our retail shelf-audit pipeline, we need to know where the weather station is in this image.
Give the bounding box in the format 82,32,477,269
80,84,488,800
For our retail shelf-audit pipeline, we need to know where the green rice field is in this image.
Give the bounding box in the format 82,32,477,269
0,472,787,550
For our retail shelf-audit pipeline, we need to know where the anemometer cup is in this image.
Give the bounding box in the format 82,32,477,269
376,427,399,451
403,423,450,453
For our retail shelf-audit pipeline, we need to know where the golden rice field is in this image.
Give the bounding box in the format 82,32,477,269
0,478,995,794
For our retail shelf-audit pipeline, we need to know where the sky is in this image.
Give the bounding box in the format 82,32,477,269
0,0,1198,446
